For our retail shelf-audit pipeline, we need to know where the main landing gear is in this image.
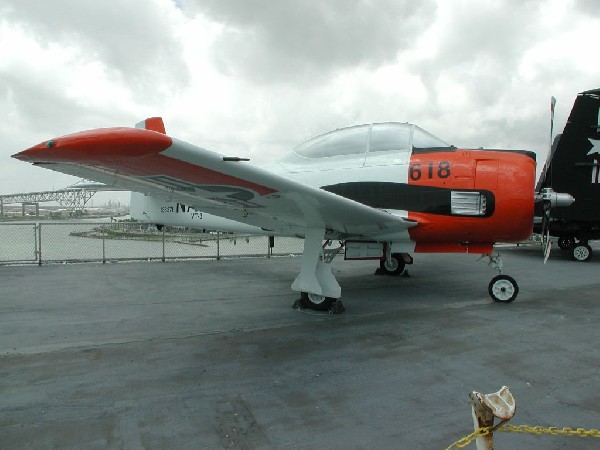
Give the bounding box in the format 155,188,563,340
378,253,407,276
299,292,335,311
295,292,345,314
482,253,519,303
557,236,575,250
570,242,593,262
557,236,593,261
291,228,345,314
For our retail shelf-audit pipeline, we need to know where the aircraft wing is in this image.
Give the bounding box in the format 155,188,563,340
13,126,416,238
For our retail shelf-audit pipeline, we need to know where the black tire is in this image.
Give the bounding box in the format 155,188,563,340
557,236,575,250
570,244,592,262
488,275,519,303
379,254,406,276
300,292,335,311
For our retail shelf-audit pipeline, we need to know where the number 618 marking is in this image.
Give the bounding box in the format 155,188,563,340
409,161,451,181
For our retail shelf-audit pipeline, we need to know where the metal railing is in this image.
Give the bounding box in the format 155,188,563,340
0,222,304,265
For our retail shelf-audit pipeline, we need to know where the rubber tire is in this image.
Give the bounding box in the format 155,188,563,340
379,254,406,276
488,275,519,303
570,244,592,262
557,236,575,250
300,292,335,311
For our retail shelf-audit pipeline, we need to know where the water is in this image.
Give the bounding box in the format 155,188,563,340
0,222,304,264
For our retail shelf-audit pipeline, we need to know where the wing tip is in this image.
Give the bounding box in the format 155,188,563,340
135,117,166,134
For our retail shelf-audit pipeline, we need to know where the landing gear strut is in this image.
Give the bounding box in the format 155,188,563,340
481,253,519,303
291,229,345,313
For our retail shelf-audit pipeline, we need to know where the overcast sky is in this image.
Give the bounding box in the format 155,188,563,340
1,0,598,204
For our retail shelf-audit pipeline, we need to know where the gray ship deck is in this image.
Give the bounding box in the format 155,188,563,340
1,245,599,449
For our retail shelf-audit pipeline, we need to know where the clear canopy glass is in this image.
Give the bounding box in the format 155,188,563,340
290,123,450,160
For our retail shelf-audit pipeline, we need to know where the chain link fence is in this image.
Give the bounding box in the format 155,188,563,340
0,222,304,265
0,223,38,263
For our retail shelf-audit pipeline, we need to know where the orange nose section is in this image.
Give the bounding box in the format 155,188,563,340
495,155,536,242
407,151,536,250
13,127,173,164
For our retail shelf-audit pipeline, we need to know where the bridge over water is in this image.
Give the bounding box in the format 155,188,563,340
0,182,125,216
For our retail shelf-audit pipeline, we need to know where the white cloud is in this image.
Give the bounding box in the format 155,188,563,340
182,0,435,83
0,0,598,199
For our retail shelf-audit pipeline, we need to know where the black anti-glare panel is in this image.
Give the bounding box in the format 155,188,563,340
323,182,495,217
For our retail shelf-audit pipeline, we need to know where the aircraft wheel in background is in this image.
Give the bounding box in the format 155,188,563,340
488,275,519,303
379,254,406,276
570,243,592,262
557,236,575,250
300,292,335,311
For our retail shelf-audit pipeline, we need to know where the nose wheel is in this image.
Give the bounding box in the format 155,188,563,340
480,253,519,303
488,274,519,303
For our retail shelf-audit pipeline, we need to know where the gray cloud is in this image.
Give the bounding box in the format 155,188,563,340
182,0,435,83
575,0,600,17
1,71,89,135
1,0,598,198
1,0,189,96
413,1,544,105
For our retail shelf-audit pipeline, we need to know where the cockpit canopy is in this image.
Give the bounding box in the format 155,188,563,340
287,123,451,160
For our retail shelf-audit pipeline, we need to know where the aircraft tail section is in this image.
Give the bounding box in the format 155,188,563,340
538,88,600,221
130,192,263,234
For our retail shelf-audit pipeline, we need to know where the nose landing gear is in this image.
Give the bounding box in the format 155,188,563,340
481,253,519,303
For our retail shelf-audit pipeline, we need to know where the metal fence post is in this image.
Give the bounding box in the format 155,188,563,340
162,227,166,262
33,223,38,263
102,226,106,263
37,223,42,266
217,232,220,260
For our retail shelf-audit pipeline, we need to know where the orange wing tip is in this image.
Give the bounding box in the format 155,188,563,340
135,117,166,135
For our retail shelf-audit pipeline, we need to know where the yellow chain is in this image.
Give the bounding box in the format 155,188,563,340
445,427,493,450
499,424,600,438
446,424,600,449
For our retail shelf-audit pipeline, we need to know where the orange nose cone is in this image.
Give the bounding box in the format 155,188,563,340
13,127,173,164
496,155,536,242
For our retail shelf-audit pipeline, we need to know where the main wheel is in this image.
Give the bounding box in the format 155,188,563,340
570,243,592,262
300,292,335,311
488,275,518,303
379,254,406,276
557,236,575,250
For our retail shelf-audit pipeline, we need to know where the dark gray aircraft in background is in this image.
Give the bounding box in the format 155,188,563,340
536,88,600,261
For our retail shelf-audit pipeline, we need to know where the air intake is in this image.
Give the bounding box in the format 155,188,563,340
451,191,487,216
